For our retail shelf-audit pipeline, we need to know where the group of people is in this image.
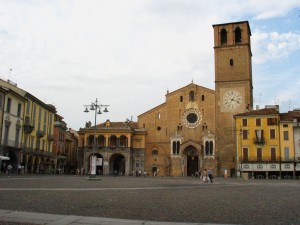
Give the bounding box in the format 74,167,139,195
132,170,149,177
194,168,213,183
1,163,13,176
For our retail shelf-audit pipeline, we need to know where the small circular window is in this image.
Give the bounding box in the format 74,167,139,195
186,113,198,123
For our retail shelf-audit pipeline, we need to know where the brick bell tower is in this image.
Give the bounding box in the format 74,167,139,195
213,21,253,176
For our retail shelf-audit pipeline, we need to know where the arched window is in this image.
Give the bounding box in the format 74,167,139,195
235,27,242,43
97,135,106,147
119,135,128,147
88,135,94,146
221,28,227,44
189,91,195,102
205,141,209,155
109,135,117,148
209,141,214,155
201,95,205,101
172,141,180,155
205,141,214,155
230,59,234,66
172,141,177,155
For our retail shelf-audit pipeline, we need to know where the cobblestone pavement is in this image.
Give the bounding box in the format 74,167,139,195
0,175,299,225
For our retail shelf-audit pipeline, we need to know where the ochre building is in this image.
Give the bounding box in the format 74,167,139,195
78,120,146,176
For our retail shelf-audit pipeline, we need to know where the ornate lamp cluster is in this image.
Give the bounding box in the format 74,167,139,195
83,98,109,177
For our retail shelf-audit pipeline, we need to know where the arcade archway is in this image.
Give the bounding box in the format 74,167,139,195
110,154,125,175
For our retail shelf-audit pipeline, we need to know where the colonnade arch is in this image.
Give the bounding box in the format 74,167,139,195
109,153,126,175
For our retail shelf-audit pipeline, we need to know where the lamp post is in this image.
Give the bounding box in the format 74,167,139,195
84,98,109,177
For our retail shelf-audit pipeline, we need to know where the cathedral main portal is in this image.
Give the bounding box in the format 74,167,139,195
187,155,198,176
184,146,200,176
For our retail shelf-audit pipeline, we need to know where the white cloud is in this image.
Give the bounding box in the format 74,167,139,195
252,31,300,64
0,0,300,129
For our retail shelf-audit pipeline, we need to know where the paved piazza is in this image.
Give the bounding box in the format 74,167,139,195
0,175,299,225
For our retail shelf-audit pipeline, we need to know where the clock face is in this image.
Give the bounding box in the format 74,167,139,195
223,90,242,110
182,108,202,128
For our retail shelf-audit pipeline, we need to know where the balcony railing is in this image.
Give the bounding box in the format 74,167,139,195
239,156,295,162
47,134,54,141
253,137,265,145
23,124,34,133
36,130,45,138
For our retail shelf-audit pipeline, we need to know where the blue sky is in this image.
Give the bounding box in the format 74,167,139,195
0,0,300,130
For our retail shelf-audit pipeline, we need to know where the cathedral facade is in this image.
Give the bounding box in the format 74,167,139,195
138,84,216,176
139,21,253,177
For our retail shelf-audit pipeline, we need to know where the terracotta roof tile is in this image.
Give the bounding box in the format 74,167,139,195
234,108,279,117
280,110,300,121
96,121,138,129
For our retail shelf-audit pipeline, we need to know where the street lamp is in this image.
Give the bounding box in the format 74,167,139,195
84,98,109,177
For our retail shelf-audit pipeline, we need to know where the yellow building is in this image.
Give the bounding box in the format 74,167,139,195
0,79,56,174
22,93,56,174
234,106,300,179
0,83,26,172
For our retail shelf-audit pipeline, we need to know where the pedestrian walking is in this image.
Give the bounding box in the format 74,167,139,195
18,164,21,175
208,168,213,183
7,164,12,176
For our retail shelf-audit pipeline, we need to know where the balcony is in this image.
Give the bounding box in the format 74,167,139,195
253,137,265,145
23,124,34,133
36,130,45,138
47,134,54,141
239,156,286,163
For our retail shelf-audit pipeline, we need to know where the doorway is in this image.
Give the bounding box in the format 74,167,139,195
187,156,198,176
110,154,125,175
184,146,199,176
